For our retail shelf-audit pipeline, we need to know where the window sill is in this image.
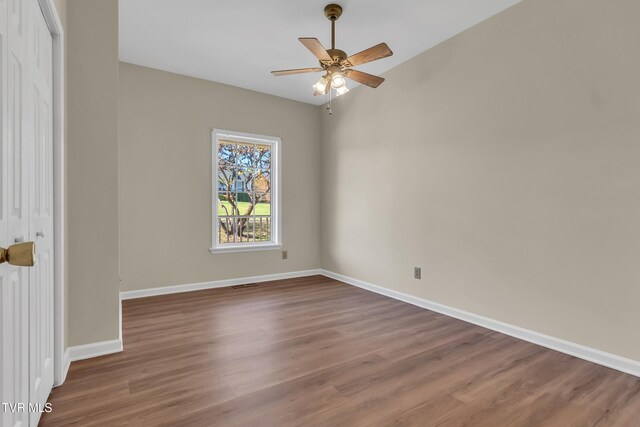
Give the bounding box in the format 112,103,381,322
209,244,282,254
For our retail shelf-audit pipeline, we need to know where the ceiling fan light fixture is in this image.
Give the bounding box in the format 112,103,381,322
330,71,346,89
313,75,329,94
336,85,349,96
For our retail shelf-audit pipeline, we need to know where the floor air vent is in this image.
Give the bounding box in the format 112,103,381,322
231,283,259,289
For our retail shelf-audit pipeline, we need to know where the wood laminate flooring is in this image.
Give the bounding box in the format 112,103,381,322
41,275,640,426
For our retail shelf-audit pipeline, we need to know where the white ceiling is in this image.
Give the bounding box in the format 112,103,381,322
119,0,522,106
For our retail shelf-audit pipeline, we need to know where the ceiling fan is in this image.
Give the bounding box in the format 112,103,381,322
271,4,393,98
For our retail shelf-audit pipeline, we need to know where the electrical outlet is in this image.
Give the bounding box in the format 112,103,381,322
282,250,288,260
414,267,421,279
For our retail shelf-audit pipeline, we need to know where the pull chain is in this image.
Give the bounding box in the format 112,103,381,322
327,88,333,115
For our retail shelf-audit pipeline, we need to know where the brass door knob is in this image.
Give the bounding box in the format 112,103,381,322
0,242,36,267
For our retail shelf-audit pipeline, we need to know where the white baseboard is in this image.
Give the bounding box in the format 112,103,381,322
119,295,123,343
119,269,323,300
320,269,640,378
67,339,123,362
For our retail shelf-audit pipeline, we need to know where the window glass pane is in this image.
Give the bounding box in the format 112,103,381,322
254,193,271,216
254,144,271,170
218,140,237,166
237,143,255,167
237,217,253,242
218,217,236,243
217,194,235,216
236,193,254,216
217,167,236,193
237,167,255,193
253,216,272,242
218,219,224,243
254,170,271,193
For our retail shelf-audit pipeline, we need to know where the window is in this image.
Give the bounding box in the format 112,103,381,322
210,129,281,253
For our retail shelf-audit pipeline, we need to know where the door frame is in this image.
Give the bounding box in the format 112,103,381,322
37,0,66,386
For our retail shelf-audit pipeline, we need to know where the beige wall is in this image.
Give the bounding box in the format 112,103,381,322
118,63,321,291
67,0,120,345
321,0,640,361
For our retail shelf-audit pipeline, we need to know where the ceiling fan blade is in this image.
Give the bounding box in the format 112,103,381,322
344,43,393,67
299,38,332,62
271,67,324,76
345,69,385,88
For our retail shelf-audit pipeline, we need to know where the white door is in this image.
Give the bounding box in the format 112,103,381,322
1,0,31,426
0,0,54,426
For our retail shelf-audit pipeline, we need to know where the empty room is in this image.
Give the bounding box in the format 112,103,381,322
1,0,639,426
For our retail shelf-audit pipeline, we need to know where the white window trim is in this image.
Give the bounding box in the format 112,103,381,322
210,129,282,254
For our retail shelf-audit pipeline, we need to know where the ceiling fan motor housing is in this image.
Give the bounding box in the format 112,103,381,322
326,49,347,64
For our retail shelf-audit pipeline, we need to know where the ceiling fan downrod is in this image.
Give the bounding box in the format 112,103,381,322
324,4,342,50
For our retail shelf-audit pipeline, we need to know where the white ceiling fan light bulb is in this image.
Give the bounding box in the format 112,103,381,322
331,72,346,89
336,85,349,96
313,76,329,94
